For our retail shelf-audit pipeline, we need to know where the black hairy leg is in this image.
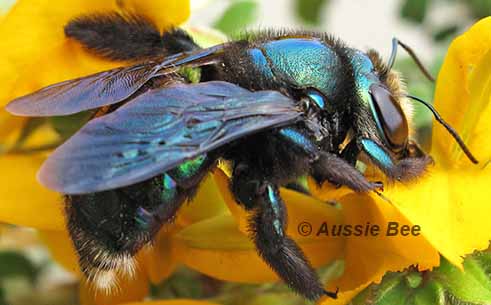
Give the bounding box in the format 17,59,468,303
311,151,381,192
64,12,199,61
231,174,338,300
65,157,215,291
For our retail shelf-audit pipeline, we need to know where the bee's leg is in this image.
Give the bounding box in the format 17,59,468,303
310,151,381,192
231,175,338,300
275,127,377,192
66,156,214,291
359,138,432,181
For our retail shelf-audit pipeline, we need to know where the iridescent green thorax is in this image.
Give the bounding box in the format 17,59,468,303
348,49,380,105
248,37,344,101
348,49,390,141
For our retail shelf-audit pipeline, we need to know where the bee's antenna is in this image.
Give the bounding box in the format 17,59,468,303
388,38,435,83
406,95,479,164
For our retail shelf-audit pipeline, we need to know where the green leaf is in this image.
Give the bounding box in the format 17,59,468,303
400,0,428,24
405,271,423,289
213,1,258,37
350,253,491,305
294,0,329,26
412,281,445,305
434,256,491,303
0,251,39,284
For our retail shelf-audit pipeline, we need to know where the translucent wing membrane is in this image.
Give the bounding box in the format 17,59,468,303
6,63,160,116
5,45,225,116
39,81,302,194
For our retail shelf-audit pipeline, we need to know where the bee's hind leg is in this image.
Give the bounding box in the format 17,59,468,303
231,174,338,301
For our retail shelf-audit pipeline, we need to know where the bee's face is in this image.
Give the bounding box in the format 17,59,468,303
368,83,409,153
350,49,412,157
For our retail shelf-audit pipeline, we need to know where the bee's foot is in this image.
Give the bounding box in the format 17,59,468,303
370,181,384,192
323,287,339,299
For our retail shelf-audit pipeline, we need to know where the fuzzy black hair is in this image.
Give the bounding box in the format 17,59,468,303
65,13,198,61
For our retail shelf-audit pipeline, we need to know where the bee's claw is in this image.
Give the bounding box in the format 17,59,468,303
371,181,384,192
323,287,339,299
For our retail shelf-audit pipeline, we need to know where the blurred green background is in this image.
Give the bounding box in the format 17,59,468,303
1,0,490,305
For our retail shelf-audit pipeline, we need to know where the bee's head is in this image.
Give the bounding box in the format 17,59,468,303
347,48,431,181
348,48,477,182
349,49,413,154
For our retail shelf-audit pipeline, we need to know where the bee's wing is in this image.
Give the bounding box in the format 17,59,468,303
5,45,224,116
39,81,302,194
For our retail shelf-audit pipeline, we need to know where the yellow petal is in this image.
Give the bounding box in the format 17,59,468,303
0,1,117,105
384,167,491,267
459,48,491,166
38,229,81,276
212,169,249,232
0,0,190,106
175,193,344,283
176,173,228,227
327,193,439,293
307,176,354,202
118,0,190,30
18,122,60,149
0,112,25,148
432,17,491,167
138,226,179,284
121,300,222,305
174,214,278,282
0,153,64,230
4,41,122,107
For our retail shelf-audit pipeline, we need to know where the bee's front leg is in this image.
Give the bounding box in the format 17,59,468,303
276,127,378,192
231,174,338,300
310,151,381,192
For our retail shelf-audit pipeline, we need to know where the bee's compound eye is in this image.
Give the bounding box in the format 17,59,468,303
369,84,408,150
305,89,326,109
